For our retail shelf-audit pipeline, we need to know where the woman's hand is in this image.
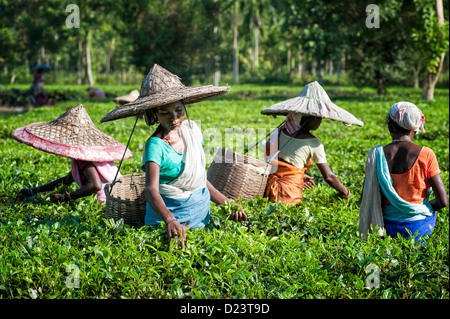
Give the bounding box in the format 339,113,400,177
338,188,351,200
206,180,247,222
165,218,187,250
303,174,315,189
17,187,37,198
228,201,247,222
49,193,63,203
49,192,71,203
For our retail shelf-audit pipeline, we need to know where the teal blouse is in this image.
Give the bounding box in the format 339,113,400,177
142,137,184,184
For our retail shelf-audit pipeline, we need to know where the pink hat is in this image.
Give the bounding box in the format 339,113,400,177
12,104,132,162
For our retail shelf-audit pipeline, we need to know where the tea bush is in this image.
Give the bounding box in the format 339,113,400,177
0,84,448,299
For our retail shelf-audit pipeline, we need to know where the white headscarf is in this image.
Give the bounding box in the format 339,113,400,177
389,102,425,134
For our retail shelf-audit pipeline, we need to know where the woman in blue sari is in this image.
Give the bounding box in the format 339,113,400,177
136,65,246,249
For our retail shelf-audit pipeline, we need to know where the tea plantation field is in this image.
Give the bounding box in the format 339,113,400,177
0,84,448,301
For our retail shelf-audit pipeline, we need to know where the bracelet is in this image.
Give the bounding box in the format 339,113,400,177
165,217,177,224
62,192,72,202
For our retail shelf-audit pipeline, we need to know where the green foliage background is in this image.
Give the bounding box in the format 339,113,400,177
0,84,448,299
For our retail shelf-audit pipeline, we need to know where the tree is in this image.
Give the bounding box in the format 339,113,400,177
411,0,449,100
344,1,414,94
231,1,241,83
284,0,347,84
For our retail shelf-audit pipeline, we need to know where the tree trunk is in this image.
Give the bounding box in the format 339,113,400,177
233,24,239,83
53,57,58,84
311,58,317,77
328,59,333,77
377,72,384,95
287,49,291,74
105,38,115,86
422,52,445,100
340,48,346,73
213,26,221,86
85,30,94,85
421,0,445,100
232,2,239,84
412,65,420,88
77,38,82,85
336,52,341,84
128,65,133,85
253,27,259,67
121,68,126,84
317,59,324,84
297,50,303,78
253,16,261,68
106,56,110,85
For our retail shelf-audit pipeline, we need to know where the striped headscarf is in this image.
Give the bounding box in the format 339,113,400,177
267,112,302,145
389,102,425,134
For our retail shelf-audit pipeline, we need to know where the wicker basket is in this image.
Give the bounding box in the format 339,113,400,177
207,148,272,200
104,173,147,227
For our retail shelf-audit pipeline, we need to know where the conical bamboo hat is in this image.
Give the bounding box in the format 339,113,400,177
12,104,133,161
113,89,140,105
101,64,229,123
261,81,364,127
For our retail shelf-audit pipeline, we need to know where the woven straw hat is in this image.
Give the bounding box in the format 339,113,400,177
100,64,229,122
12,104,133,162
113,89,140,105
261,81,364,127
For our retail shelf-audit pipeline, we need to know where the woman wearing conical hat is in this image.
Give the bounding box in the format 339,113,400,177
261,81,364,205
13,104,132,204
101,64,247,250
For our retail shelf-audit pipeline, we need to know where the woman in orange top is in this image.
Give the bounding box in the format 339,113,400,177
360,102,447,242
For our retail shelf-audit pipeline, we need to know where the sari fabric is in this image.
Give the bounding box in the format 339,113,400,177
264,159,312,205
375,146,433,221
358,146,384,238
145,187,211,229
71,160,120,204
358,145,436,242
144,120,210,229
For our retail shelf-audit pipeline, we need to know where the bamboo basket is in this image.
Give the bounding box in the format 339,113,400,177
104,173,147,227
207,148,271,200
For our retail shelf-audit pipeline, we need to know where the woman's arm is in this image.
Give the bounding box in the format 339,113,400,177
316,162,351,199
50,164,101,202
20,171,73,196
428,173,448,211
206,180,247,222
145,161,186,250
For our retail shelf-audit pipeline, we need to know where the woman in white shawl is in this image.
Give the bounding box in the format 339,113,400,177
143,101,246,249
100,64,247,249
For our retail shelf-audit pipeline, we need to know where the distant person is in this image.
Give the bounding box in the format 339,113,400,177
27,69,48,107
13,104,132,204
87,86,106,99
359,102,448,242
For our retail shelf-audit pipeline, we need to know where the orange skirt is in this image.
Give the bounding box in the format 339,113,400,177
264,159,312,205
